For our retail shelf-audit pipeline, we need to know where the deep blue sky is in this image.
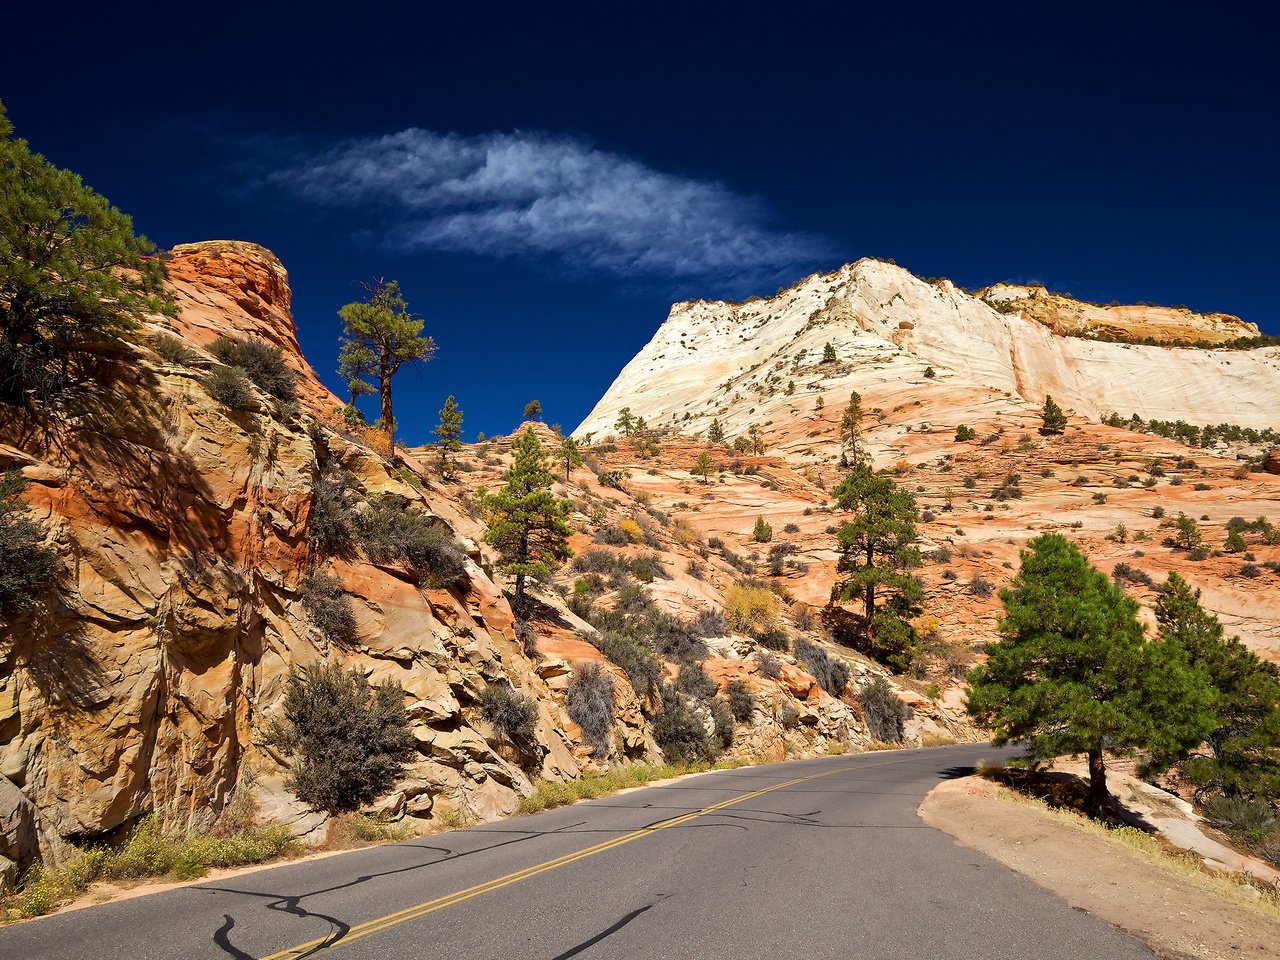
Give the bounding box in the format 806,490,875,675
5,2,1277,443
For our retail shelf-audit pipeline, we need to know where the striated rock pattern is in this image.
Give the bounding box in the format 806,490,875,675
0,243,589,863
575,259,1280,441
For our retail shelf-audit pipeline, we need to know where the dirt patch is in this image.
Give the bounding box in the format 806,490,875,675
920,776,1280,960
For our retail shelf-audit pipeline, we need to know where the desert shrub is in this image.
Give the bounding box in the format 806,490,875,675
724,584,782,634
478,683,539,752
1111,563,1154,588
653,687,717,762
711,698,735,747
0,470,60,621
210,335,296,404
152,333,198,364
566,662,615,758
206,363,253,410
780,704,801,728
1240,563,1262,579
674,606,720,639
651,615,708,663
685,558,705,580
1198,794,1277,836
630,552,666,582
676,662,717,700
791,604,815,632
589,631,661,700
594,525,629,546
598,470,628,490
573,549,621,574
265,662,414,813
967,575,995,599
783,522,800,534
795,638,850,696
308,466,359,560
725,679,754,722
301,570,357,645
941,568,958,581
617,518,645,543
756,651,784,679
860,676,908,743
753,626,791,651
954,425,975,442
358,495,468,587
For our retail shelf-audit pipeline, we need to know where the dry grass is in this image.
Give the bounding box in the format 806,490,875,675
3,817,298,921
992,783,1280,918
518,759,746,815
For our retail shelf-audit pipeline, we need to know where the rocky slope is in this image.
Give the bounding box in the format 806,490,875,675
575,259,1280,444
0,243,595,882
978,283,1260,345
573,261,1280,664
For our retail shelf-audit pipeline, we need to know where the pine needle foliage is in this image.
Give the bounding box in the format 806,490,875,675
966,534,1215,814
478,429,573,603
0,101,174,405
0,469,59,621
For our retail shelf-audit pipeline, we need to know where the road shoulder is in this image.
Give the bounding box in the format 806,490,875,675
919,775,1280,960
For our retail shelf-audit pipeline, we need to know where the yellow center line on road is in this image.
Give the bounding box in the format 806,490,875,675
258,752,920,959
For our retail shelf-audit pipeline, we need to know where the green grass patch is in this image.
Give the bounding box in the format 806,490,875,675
3,816,298,921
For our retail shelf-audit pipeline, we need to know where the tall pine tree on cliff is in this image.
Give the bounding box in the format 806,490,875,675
337,279,436,452
479,429,573,605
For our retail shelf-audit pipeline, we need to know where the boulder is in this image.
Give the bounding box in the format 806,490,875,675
0,776,38,886
1265,449,1280,475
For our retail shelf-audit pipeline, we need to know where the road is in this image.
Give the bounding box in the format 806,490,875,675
0,744,1154,959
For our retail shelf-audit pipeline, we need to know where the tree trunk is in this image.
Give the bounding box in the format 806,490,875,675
379,360,395,455
863,545,875,643
1087,747,1108,816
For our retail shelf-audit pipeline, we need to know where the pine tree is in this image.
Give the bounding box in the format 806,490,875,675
691,452,716,485
748,423,765,455
707,418,725,444
523,399,542,421
479,429,574,604
751,516,773,543
337,339,378,407
830,464,923,672
433,395,464,477
966,535,1215,814
1040,395,1067,435
1223,528,1247,553
822,342,837,363
838,390,864,466
1155,573,1280,800
615,407,636,436
0,101,174,404
337,280,436,451
559,434,584,482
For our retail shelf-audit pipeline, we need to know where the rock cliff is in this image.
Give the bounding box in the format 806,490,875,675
0,243,591,878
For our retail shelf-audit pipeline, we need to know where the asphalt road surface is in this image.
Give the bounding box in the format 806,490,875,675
0,743,1155,959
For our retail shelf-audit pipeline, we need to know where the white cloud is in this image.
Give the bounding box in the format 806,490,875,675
268,129,828,285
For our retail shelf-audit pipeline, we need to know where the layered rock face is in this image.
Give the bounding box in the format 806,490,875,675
575,260,1280,442
979,283,1260,344
0,243,587,874
572,260,1280,665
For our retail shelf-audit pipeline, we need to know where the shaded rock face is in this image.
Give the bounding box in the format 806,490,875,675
0,242,586,862
1266,450,1280,475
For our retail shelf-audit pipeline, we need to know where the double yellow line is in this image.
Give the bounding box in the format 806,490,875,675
259,763,857,959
